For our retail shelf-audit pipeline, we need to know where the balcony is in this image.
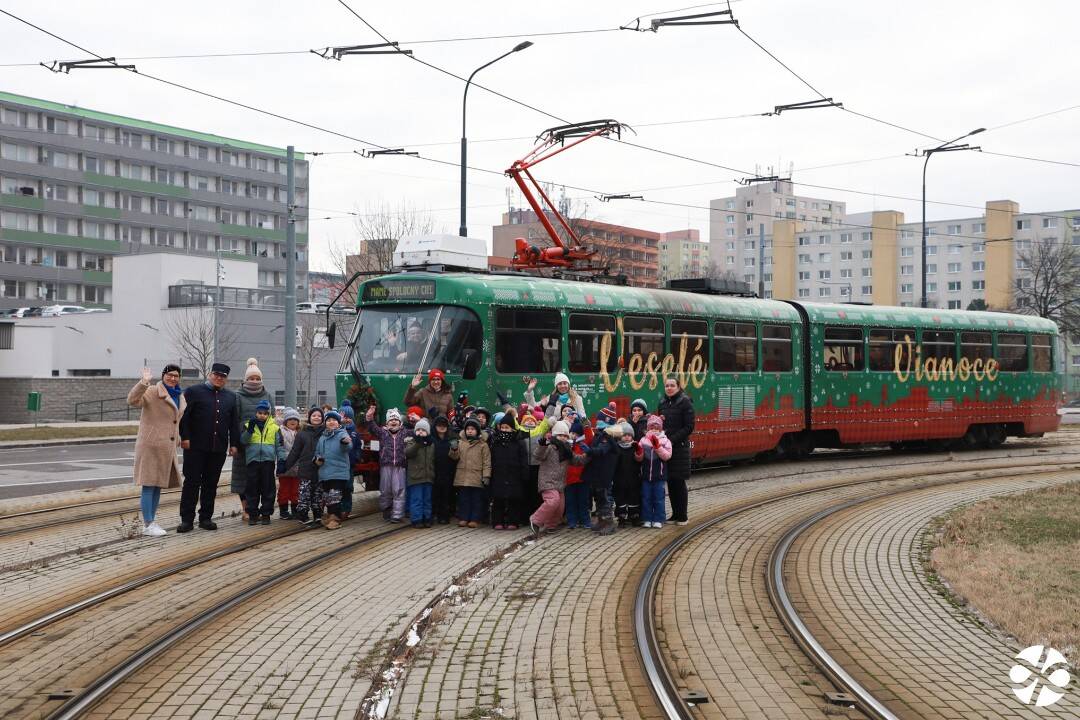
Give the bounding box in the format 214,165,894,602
168,283,283,310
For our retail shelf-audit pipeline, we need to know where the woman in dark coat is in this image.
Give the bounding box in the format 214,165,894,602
657,376,694,525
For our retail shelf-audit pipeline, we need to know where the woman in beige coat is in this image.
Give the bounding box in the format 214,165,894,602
128,364,187,537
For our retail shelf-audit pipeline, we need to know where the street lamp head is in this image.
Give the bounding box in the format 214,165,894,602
969,127,986,136
513,41,534,52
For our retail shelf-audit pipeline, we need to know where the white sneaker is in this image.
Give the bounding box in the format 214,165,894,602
142,522,167,537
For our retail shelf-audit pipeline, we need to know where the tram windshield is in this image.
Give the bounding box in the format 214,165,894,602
349,304,482,375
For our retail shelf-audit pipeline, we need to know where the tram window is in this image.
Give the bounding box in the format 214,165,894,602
424,306,483,375
353,305,440,374
495,308,561,374
868,328,913,371
921,330,956,362
823,327,863,371
996,332,1028,372
761,325,792,372
568,313,617,373
623,315,665,365
671,319,708,370
960,331,992,362
1031,334,1052,372
714,321,757,372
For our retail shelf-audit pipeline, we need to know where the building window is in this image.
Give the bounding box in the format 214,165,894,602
947,281,961,292
726,214,735,223
948,262,962,273
798,254,810,264
839,233,851,244
798,271,810,281
972,261,985,271
901,283,913,294
818,287,831,297
818,252,831,262
972,222,985,234
927,264,937,274
948,244,963,254
901,247,914,257
1043,218,1057,229
861,267,872,277
946,300,961,309
818,270,831,280
900,265,913,276
798,236,810,246
725,228,735,237
972,280,985,290
973,242,985,253
818,235,830,245
1017,219,1031,230
797,288,810,297
840,268,852,279
862,250,872,259
861,285,872,295
861,232,872,242
947,225,961,235
926,245,937,256
927,282,937,293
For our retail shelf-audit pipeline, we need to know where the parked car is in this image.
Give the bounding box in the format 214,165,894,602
41,305,88,317
0,307,30,318
22,307,44,317
297,302,329,314
82,308,108,313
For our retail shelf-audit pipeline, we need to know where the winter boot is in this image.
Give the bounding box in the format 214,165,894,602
279,504,291,520
598,517,617,536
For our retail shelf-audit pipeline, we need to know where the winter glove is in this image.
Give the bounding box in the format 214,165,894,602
340,436,350,445
481,476,490,487
538,436,549,446
246,419,255,433
649,435,659,448
276,460,286,475
313,456,324,466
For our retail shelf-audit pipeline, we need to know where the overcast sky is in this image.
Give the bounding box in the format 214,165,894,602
2,0,1078,271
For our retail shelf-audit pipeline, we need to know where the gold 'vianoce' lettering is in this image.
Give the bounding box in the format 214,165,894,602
893,334,998,385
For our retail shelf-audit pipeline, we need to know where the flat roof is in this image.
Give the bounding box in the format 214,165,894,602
0,90,300,159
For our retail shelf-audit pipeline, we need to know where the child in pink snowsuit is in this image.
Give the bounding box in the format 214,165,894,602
529,420,583,535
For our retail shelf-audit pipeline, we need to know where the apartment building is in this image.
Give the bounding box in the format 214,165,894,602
491,209,661,288
0,91,309,310
657,228,708,284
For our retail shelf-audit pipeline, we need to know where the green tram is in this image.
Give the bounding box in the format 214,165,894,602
333,271,1062,464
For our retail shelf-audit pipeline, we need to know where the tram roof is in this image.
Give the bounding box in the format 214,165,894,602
793,301,1059,333
365,272,800,322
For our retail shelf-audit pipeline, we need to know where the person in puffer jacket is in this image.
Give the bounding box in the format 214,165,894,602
582,403,622,537
365,406,413,523
613,421,642,527
404,418,436,528
450,418,491,528
275,407,302,519
240,400,282,526
529,420,584,536
635,414,672,528
564,418,592,529
515,402,549,524
313,410,352,530
285,407,324,523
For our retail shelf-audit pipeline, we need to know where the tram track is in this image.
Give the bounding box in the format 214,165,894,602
633,455,1080,719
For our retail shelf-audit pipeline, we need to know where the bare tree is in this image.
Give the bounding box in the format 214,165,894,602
294,313,352,406
338,201,436,277
164,307,238,377
1012,238,1080,337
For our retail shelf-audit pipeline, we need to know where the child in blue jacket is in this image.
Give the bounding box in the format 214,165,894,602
314,410,352,530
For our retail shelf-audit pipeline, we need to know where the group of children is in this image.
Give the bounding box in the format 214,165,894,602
236,370,677,536
361,371,677,537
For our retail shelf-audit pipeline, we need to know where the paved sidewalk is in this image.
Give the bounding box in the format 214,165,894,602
788,470,1079,719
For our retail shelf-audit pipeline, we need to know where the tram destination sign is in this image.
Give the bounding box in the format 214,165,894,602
362,279,437,302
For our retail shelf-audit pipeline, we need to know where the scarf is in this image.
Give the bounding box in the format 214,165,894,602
243,380,264,394
416,434,433,446
618,438,634,449
165,383,182,408
492,429,516,445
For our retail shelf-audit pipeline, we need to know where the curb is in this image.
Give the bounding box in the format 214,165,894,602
0,436,137,449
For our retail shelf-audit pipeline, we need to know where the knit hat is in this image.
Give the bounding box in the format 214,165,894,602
569,419,585,436
324,410,342,423
385,407,402,423
532,406,545,421
595,401,617,427
463,417,482,434
415,418,431,434
552,420,570,437
492,411,506,427
554,372,570,387
474,407,490,420
631,398,648,413
518,403,529,419
283,407,301,423
407,405,424,419
434,415,449,428
244,357,262,380
255,399,271,412
619,422,635,437
340,405,355,420
341,399,352,408
646,414,664,431
458,392,469,404
428,368,445,382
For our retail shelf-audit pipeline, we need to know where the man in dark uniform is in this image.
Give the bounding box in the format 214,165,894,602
177,362,240,532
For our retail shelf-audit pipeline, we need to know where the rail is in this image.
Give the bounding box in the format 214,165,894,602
73,396,137,422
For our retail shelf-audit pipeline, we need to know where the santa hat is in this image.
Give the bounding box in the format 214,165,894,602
244,357,262,380
646,414,664,431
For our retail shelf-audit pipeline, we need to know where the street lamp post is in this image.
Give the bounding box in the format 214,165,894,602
920,128,984,308
459,41,533,237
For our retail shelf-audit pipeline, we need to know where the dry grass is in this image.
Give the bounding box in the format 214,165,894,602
929,481,1080,660
0,425,137,441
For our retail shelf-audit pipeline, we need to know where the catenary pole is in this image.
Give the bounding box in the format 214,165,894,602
285,146,297,408
758,223,766,298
